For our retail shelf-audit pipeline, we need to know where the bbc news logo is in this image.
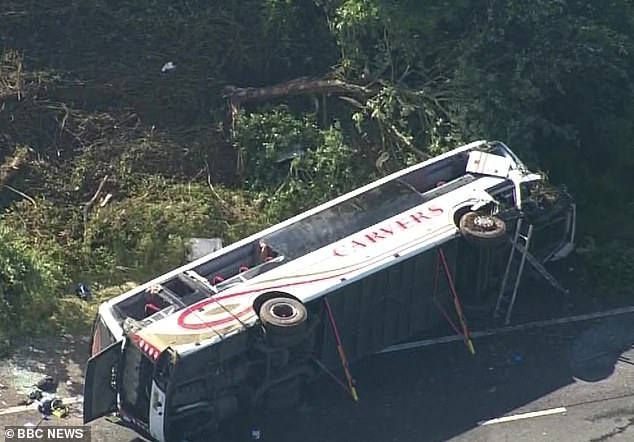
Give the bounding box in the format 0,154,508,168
4,426,90,441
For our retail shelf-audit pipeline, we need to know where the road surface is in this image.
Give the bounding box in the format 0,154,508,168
3,310,634,441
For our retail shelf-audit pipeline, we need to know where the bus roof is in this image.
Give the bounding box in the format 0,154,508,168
106,140,492,308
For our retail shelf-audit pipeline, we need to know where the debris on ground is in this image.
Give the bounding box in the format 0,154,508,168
28,390,43,402
17,375,59,407
38,396,69,418
75,283,92,301
16,390,72,419
36,375,58,392
161,61,176,73
7,363,44,396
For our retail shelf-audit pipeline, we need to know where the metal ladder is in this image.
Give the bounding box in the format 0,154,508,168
494,217,570,325
494,217,533,325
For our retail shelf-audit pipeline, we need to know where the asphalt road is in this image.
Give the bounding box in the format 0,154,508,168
3,311,634,442
222,311,634,442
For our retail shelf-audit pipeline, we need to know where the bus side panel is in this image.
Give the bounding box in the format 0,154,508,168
319,240,458,369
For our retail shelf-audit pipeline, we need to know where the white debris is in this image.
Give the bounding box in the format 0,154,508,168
186,238,223,262
161,61,176,73
9,364,43,394
100,193,113,207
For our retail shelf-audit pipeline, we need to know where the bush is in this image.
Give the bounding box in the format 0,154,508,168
235,109,324,191
581,242,634,295
0,179,266,340
0,225,68,338
235,109,375,223
82,177,236,284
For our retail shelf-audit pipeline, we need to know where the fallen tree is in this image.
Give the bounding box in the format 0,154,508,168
222,75,370,130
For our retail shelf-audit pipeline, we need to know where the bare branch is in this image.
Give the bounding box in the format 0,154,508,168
82,175,109,242
204,160,232,213
388,125,428,160
1,184,36,206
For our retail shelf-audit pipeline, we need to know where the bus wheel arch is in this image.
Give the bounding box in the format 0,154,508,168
452,205,472,228
252,291,302,315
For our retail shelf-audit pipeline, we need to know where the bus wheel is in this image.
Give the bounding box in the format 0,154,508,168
259,297,308,348
459,211,506,244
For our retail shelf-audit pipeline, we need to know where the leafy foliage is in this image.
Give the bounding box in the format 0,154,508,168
82,178,231,283
0,226,68,339
582,241,634,295
235,109,373,221
1,0,634,341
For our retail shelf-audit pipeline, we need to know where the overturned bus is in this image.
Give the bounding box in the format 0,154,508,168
84,140,576,441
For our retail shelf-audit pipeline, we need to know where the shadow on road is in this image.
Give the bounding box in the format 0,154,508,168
569,315,634,383
216,314,634,442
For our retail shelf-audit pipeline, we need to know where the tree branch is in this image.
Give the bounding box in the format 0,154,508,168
222,77,370,104
82,175,109,242
1,184,36,206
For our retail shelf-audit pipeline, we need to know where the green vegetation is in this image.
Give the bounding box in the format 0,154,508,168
1,0,634,342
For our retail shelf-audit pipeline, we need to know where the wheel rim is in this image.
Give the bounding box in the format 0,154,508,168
473,215,495,230
270,302,298,320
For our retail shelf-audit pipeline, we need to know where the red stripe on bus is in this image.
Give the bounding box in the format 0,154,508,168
177,271,348,329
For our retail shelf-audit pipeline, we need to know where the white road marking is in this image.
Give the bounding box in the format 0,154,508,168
477,407,567,426
0,396,82,416
379,305,634,354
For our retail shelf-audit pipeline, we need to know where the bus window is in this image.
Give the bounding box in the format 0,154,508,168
90,316,116,357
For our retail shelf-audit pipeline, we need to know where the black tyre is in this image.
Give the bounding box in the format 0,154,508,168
459,211,507,244
259,297,308,348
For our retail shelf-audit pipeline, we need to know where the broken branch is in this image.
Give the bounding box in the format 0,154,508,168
204,161,232,212
222,77,370,104
222,75,371,131
388,125,428,160
1,184,36,206
82,175,109,241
